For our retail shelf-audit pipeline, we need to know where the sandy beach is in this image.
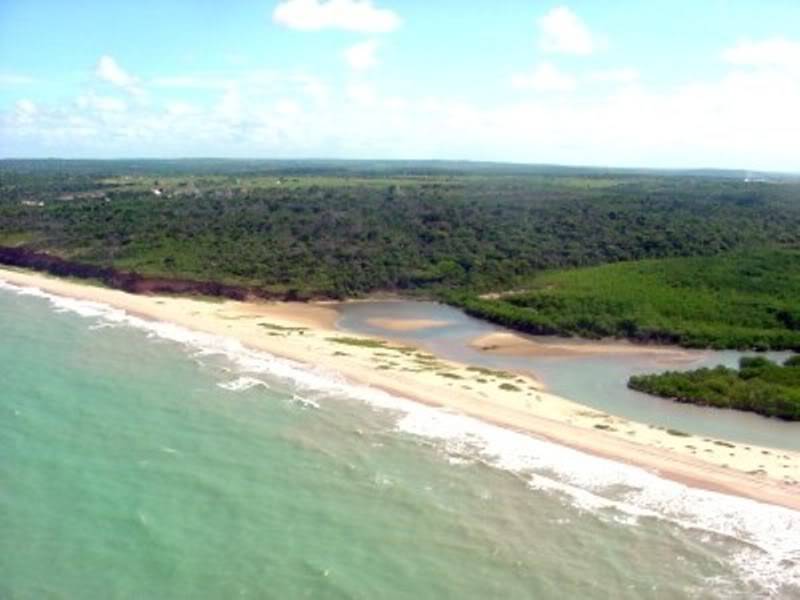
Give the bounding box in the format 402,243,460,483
471,331,699,360
2,266,798,511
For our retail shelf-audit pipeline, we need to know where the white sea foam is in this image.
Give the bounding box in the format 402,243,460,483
291,394,321,410
217,376,271,392
2,277,798,595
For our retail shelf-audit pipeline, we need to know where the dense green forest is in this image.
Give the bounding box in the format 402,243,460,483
451,251,800,350
628,356,800,421
1,159,799,349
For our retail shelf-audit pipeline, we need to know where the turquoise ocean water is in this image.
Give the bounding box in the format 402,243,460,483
1,281,799,599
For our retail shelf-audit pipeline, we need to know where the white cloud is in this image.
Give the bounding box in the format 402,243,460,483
383,96,408,111
512,62,577,92
347,81,378,106
151,75,231,90
291,73,330,106
722,37,800,70
590,68,639,84
4,57,799,171
275,99,301,115
344,39,380,70
165,102,200,117
538,6,595,55
77,92,128,113
217,86,243,121
96,56,135,87
13,99,38,125
273,0,401,33
16,99,37,114
95,55,143,96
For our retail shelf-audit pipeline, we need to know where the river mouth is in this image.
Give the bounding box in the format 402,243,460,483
334,299,800,451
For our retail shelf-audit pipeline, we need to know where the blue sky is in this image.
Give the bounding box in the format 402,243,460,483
1,0,799,170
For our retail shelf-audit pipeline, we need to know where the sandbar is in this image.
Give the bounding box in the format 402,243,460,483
365,317,453,331
471,331,698,360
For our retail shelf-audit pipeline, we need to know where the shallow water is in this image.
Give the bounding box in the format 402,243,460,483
336,300,800,451
2,283,799,599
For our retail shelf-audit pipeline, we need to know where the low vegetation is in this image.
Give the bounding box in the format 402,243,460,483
328,336,391,349
452,250,800,350
259,323,307,333
465,366,516,379
499,382,521,392
628,356,800,421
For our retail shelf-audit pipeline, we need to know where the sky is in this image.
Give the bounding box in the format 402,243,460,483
1,0,799,170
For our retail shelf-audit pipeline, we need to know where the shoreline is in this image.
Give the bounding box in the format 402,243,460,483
1,266,798,511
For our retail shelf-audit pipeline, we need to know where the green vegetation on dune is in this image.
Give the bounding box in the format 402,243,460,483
452,250,800,350
628,356,800,421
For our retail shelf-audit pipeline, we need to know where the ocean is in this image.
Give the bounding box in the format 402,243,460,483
1,280,799,599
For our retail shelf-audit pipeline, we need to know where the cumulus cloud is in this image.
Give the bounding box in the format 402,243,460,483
511,62,577,92
722,37,800,70
344,39,380,70
273,0,401,33
95,55,143,96
538,6,595,55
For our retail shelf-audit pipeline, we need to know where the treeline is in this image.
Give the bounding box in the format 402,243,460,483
3,164,800,301
450,251,800,351
0,246,296,300
628,356,800,421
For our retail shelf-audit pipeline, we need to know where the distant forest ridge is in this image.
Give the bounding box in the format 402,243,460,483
1,158,798,181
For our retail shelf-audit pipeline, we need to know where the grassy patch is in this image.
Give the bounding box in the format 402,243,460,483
328,336,416,355
466,366,516,379
260,322,308,333
499,382,521,392
594,423,617,431
328,336,388,349
666,429,691,437
437,372,463,380
714,440,736,448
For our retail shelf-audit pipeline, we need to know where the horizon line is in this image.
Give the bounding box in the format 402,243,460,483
1,156,797,177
